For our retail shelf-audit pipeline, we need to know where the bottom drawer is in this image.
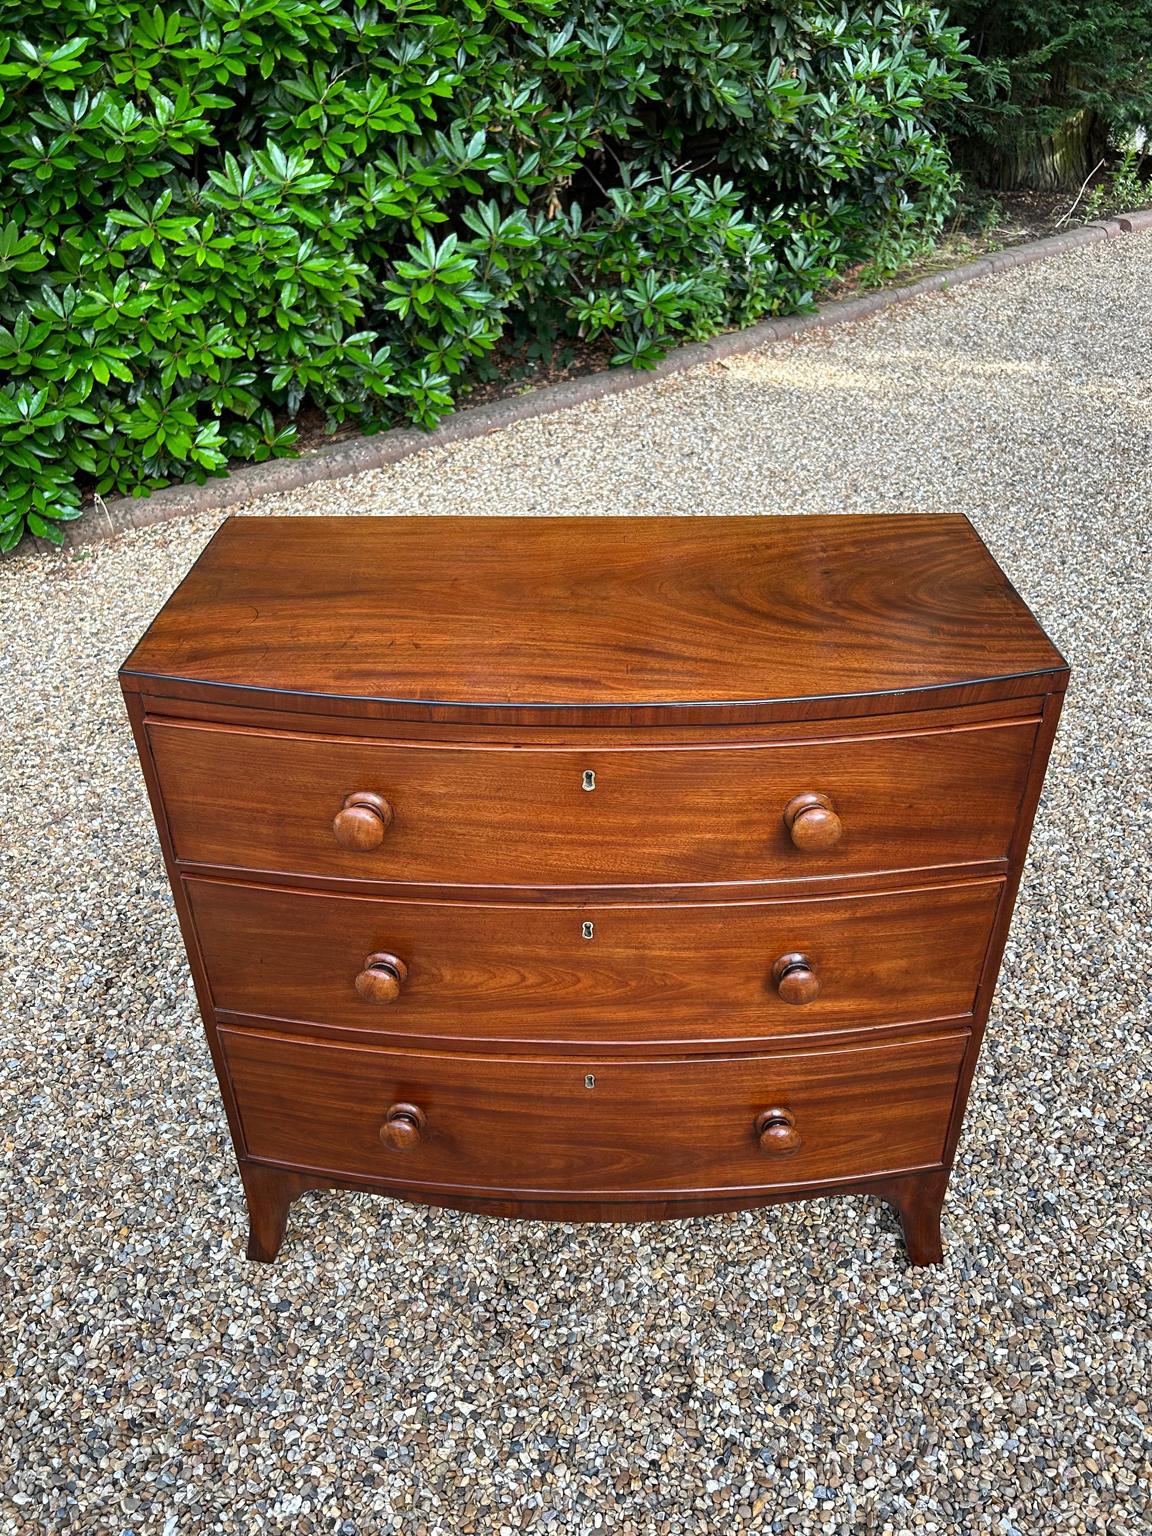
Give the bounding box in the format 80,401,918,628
222,1029,967,1198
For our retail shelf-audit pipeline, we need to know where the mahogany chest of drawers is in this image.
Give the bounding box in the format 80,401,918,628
120,514,1067,1265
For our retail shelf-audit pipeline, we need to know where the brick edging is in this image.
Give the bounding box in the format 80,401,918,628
48,208,1152,550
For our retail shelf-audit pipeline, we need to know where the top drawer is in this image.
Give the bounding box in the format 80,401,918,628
146,717,1037,889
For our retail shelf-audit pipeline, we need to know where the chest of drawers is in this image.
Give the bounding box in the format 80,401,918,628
120,514,1067,1265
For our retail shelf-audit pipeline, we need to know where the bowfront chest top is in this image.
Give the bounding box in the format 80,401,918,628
121,514,1068,1264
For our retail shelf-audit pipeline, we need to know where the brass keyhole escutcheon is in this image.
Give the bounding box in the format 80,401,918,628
585,1074,596,1090
582,921,594,940
582,769,596,791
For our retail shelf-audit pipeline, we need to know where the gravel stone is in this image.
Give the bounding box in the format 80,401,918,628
1,236,1149,1536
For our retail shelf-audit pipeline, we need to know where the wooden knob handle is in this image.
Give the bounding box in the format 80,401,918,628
355,952,408,1004
772,952,820,1005
783,792,842,851
380,1102,425,1150
333,791,393,851
755,1107,802,1154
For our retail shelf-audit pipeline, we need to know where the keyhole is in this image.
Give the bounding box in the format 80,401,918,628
582,770,596,791
582,921,594,940
584,1074,596,1090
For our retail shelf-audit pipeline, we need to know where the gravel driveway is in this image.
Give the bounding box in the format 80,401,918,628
2,235,1149,1536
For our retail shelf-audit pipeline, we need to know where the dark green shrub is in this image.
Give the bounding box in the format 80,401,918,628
0,1,969,549
944,3,1152,188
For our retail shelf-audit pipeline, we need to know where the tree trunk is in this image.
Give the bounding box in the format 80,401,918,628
984,108,1099,191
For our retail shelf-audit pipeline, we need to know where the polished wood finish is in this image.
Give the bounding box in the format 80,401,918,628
771,953,821,1006
240,1161,305,1263
380,1102,425,1150
121,515,1067,726
874,1170,948,1266
353,952,408,1005
332,790,393,851
222,1027,966,1195
236,1160,952,1260
783,792,843,851
145,716,1039,888
120,514,1068,1266
755,1107,802,1155
140,688,1049,742
186,876,1000,1047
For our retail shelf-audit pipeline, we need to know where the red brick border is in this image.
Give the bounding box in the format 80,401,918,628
43,209,1152,551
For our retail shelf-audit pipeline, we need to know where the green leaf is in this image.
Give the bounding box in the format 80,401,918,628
0,0,971,516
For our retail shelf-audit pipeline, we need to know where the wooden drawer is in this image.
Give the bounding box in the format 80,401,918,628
189,876,1001,1046
148,718,1037,887
222,1028,967,1196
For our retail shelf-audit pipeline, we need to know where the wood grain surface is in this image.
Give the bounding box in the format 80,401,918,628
119,513,1069,1263
120,515,1068,725
136,689,1048,743
223,1028,967,1196
148,716,1037,888
188,876,1001,1046
237,1161,953,1259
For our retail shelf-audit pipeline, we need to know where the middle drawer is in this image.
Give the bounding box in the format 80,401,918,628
188,876,1001,1048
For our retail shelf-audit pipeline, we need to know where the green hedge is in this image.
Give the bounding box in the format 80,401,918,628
0,1,969,549
943,2,1152,189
